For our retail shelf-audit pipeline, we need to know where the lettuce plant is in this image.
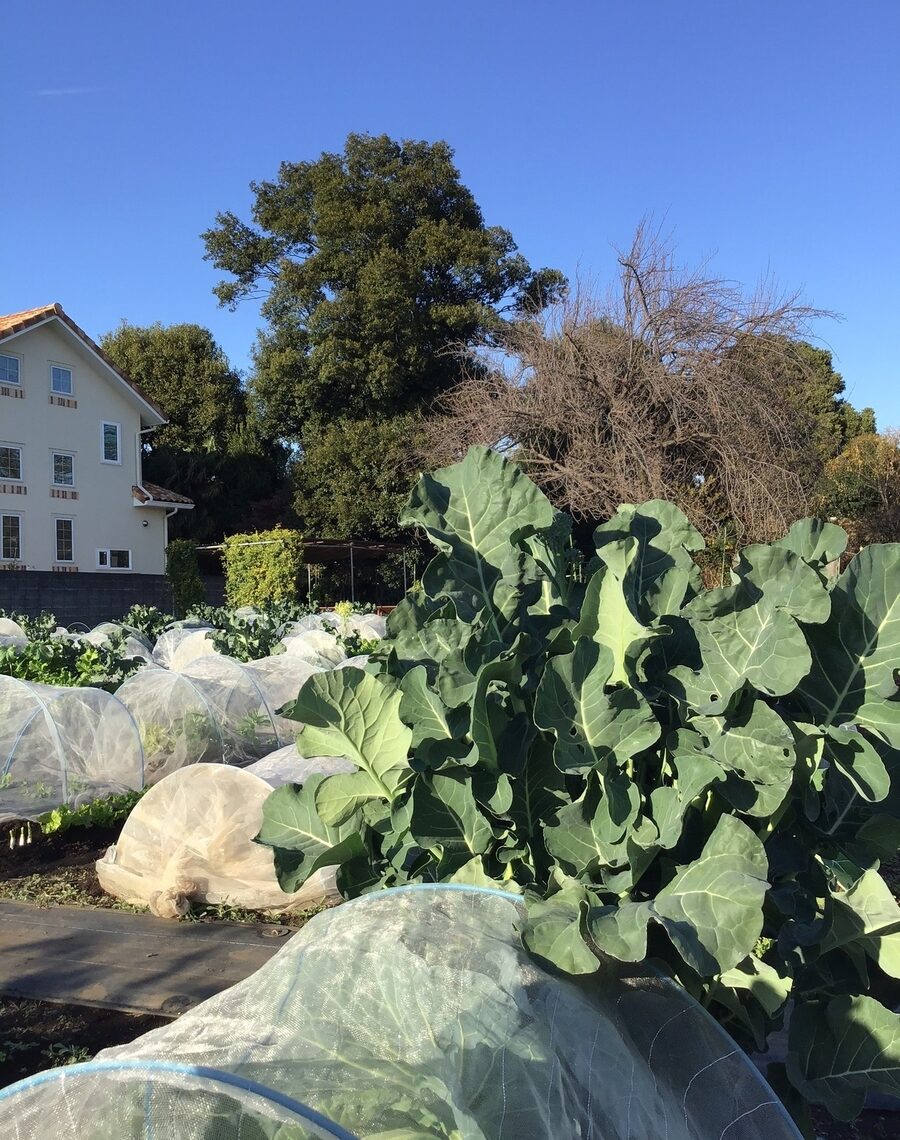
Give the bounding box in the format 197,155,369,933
257,446,900,1128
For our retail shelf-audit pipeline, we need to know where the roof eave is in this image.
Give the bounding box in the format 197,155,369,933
0,305,168,425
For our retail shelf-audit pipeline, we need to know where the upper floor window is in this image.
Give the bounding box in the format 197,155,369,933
0,444,22,482
50,364,73,395
1,513,21,561
101,421,121,464
51,451,75,487
0,354,21,385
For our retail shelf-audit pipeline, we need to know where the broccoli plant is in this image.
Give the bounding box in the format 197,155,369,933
256,446,900,1129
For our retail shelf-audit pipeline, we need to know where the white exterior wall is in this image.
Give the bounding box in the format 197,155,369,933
0,320,167,574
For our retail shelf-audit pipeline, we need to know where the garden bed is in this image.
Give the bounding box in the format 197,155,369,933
0,820,322,926
0,997,167,1088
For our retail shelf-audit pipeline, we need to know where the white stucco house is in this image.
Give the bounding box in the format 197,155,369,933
0,303,193,578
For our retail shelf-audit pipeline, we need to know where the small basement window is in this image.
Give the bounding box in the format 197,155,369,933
1,514,22,561
0,354,21,385
51,451,75,487
50,364,73,395
55,518,74,562
0,444,23,481
101,421,121,463
97,548,131,570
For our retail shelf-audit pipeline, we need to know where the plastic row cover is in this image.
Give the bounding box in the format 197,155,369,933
0,615,28,648
114,654,324,781
0,677,143,823
97,752,355,915
0,886,801,1139
0,652,326,821
80,622,155,663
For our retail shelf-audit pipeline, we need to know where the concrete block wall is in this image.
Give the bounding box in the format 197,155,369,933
0,570,173,627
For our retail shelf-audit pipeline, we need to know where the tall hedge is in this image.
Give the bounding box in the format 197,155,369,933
222,527,303,607
165,539,204,617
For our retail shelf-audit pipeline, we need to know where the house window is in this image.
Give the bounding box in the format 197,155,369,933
1,514,21,561
0,354,21,385
0,444,22,482
101,422,121,463
97,548,131,570
51,451,75,487
50,364,73,395
55,518,74,562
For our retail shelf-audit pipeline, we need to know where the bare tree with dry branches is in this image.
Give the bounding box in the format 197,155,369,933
422,225,832,542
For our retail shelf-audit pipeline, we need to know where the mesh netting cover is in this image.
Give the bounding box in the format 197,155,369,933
115,667,228,781
0,886,801,1139
279,627,347,668
82,622,155,663
114,654,316,781
244,745,355,789
96,762,343,915
0,616,28,647
0,677,143,822
152,627,218,670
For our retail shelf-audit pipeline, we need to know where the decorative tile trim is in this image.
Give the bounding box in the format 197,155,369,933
1,386,24,399
0,483,26,495
49,394,77,409
50,488,79,500
52,564,79,573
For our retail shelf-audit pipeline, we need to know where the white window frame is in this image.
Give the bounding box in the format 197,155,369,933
0,351,22,386
49,361,74,396
1,512,23,562
0,442,24,483
53,516,75,563
50,449,76,488
96,547,132,571
100,421,122,464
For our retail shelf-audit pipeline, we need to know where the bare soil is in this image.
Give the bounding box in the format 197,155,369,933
0,996,168,1088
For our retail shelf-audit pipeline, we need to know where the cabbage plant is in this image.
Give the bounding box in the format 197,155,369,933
257,446,900,1129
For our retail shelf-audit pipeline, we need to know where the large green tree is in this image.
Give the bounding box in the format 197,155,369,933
202,133,567,440
292,415,424,542
729,335,875,465
101,321,291,542
100,321,245,451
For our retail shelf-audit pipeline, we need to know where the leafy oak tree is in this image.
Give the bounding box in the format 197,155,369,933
293,415,425,541
100,321,245,452
101,321,290,542
729,335,876,466
202,133,567,440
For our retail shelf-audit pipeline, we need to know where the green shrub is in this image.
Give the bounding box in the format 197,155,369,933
258,445,900,1131
222,527,303,608
165,539,204,617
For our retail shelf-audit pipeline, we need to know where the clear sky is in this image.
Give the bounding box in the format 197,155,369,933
3,2,898,424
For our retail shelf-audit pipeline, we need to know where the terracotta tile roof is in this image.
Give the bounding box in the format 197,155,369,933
0,302,167,421
133,482,194,507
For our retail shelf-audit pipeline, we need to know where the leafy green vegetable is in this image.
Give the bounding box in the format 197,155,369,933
39,789,144,834
257,444,900,1126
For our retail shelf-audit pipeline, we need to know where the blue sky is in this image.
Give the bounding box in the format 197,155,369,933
3,2,898,423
